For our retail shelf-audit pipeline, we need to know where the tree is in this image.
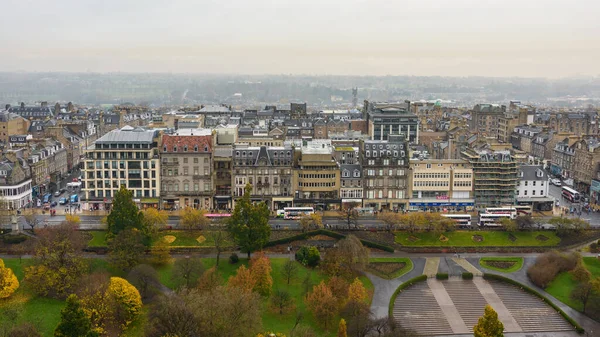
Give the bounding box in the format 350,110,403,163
377,212,400,232
65,214,81,226
270,288,295,314
142,208,169,234
473,305,504,337
515,215,535,230
108,229,146,272
149,238,171,266
338,202,361,228
209,230,229,267
172,256,204,289
106,277,143,330
549,217,590,237
397,213,427,233
23,213,41,233
322,235,369,279
54,294,99,337
197,266,220,292
106,185,146,241
338,319,348,337
0,258,19,298
228,264,256,292
499,218,517,232
347,278,368,303
281,260,299,285
250,252,273,296
327,276,350,308
179,207,210,231
295,246,321,267
24,223,87,298
127,264,160,302
76,272,113,335
183,286,263,337
305,281,338,330
571,263,592,283
227,184,271,258
426,213,456,235
146,294,199,337
299,213,323,232
571,281,595,313
341,300,371,337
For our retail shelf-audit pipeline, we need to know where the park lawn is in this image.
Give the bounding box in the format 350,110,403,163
156,230,233,247
87,230,108,247
395,231,561,247
156,256,249,290
479,257,524,273
544,257,600,312
367,257,413,279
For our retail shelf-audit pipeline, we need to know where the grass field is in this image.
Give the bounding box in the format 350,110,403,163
87,231,108,247
367,257,413,279
479,257,524,273
545,257,600,312
155,230,233,247
395,231,561,247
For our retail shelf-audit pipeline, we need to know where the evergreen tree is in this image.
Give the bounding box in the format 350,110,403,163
338,318,347,337
106,185,146,243
227,184,271,258
54,294,98,337
473,305,504,337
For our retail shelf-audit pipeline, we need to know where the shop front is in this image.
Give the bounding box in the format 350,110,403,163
272,197,293,211
214,196,232,211
408,198,475,212
591,179,600,206
293,198,342,211
139,198,160,209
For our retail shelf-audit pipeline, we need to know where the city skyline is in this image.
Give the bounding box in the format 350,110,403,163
1,0,599,78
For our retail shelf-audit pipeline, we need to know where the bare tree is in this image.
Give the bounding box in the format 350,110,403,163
209,230,229,267
338,202,361,229
172,256,204,289
23,214,41,233
281,260,299,285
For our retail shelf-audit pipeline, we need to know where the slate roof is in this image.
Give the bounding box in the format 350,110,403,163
519,165,547,181
340,164,362,179
96,127,156,144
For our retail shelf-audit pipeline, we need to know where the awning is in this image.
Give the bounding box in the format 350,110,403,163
272,197,294,202
409,198,475,207
515,196,555,203
141,198,159,203
342,199,362,203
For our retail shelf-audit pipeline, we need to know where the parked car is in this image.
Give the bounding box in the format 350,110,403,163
59,197,68,205
551,178,562,186
50,201,57,207
60,188,66,193
54,191,61,197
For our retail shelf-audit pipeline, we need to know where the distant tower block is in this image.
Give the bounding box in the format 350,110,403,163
352,87,358,108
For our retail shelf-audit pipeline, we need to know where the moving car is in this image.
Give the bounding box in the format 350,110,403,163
59,197,68,205
551,178,562,186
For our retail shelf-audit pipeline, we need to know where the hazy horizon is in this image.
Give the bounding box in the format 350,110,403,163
2,0,599,78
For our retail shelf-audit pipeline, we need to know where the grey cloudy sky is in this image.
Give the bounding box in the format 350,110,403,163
1,0,599,77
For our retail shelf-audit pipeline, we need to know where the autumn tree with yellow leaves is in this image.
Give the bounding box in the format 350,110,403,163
0,258,19,298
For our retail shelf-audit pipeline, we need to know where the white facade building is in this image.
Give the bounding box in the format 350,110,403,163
517,165,549,199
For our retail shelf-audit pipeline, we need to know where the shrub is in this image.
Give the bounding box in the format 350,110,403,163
436,273,449,280
527,251,581,288
2,235,27,244
591,243,599,253
295,246,321,267
462,272,473,280
229,253,239,264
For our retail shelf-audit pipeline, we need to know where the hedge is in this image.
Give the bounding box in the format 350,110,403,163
264,229,394,252
1,234,28,244
388,275,428,318
483,273,584,334
462,272,474,279
436,273,449,280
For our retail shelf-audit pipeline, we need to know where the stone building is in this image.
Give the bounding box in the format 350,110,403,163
0,151,32,210
407,159,474,212
340,164,363,204
0,112,30,145
363,101,419,143
517,165,553,211
572,138,600,193
550,136,580,179
292,140,341,210
232,144,293,211
160,133,213,210
360,135,409,211
469,104,506,138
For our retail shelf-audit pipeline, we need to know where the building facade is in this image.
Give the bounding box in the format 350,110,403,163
82,127,161,211
407,159,474,212
517,165,553,211
360,135,409,211
363,101,419,143
462,149,519,207
572,138,600,193
160,134,213,210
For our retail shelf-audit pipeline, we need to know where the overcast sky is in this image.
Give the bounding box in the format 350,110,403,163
1,0,598,77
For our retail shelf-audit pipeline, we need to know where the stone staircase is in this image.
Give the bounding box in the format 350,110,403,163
442,278,488,332
489,280,574,332
392,281,453,336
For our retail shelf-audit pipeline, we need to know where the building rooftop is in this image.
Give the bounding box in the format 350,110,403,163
96,127,156,144
519,165,547,181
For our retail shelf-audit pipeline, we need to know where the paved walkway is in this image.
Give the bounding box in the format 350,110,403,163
472,277,521,332
452,257,483,276
423,257,440,277
427,279,470,334
366,257,425,319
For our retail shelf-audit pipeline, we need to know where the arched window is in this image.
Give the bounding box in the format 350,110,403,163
173,146,177,152
183,145,188,152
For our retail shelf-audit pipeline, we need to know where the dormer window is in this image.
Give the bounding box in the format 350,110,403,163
342,170,350,177
353,170,360,177
173,146,177,152
194,145,199,152
204,146,208,152
183,145,188,152
163,145,167,152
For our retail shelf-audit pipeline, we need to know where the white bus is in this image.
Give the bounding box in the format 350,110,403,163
441,214,472,228
284,207,315,220
514,205,533,216
561,186,581,203
484,207,517,219
479,213,512,227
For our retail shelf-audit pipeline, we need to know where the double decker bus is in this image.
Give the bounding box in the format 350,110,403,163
561,186,581,203
479,213,512,227
441,214,472,228
284,207,314,220
514,205,533,216
484,207,517,219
